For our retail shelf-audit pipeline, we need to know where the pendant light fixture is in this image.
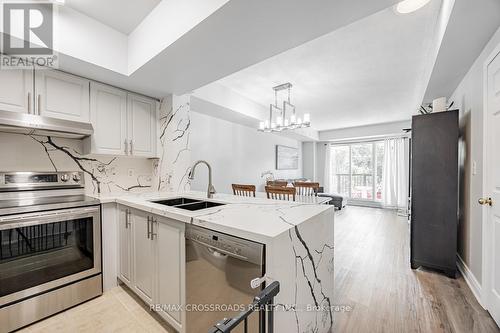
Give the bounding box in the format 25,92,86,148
258,83,310,132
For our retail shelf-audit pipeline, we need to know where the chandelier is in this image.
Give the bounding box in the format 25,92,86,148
258,83,310,132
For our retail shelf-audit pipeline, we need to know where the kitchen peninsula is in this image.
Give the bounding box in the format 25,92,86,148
96,191,335,333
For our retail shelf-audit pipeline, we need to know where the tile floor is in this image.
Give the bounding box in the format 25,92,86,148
19,285,173,333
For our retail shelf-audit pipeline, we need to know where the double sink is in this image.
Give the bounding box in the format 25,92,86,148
150,197,225,211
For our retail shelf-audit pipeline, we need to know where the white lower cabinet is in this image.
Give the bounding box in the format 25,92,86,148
118,206,132,285
132,209,155,305
155,216,185,330
117,206,185,331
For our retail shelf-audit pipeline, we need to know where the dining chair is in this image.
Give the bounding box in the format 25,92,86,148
293,181,320,196
266,180,288,187
232,184,256,197
265,186,296,201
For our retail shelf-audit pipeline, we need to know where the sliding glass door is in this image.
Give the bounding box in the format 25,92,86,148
330,141,384,202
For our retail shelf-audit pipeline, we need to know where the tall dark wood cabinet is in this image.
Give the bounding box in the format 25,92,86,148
410,110,459,278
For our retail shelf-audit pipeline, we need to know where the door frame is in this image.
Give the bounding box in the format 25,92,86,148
481,43,500,314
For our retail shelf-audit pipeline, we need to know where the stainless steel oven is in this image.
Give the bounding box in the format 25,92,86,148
0,172,102,333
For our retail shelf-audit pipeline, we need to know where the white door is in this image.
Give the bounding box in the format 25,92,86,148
35,69,90,122
155,217,185,329
87,82,128,155
0,69,33,114
118,206,132,285
127,93,157,157
485,50,500,326
132,209,155,304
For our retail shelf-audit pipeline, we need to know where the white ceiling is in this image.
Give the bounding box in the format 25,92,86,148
211,0,443,131
424,0,500,103
50,0,400,98
66,0,161,34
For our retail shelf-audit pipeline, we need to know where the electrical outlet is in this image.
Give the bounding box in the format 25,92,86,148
128,169,135,177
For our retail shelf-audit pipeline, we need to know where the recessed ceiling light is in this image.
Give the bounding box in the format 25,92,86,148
395,0,431,14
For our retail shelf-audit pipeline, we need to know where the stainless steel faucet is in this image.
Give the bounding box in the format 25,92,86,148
188,160,216,198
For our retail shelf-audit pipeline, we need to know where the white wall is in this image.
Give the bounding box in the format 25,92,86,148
449,26,500,286
189,111,302,194
302,142,316,181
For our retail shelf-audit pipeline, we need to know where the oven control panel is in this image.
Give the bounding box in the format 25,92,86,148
0,171,85,191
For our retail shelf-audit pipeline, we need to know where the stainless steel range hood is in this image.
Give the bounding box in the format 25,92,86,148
0,110,93,139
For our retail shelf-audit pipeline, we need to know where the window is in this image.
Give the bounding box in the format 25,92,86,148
330,145,350,197
351,143,373,200
375,142,384,201
329,141,385,202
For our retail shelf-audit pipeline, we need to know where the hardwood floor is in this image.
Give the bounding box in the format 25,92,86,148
333,206,499,333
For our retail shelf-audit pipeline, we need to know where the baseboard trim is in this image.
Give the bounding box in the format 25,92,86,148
456,254,485,309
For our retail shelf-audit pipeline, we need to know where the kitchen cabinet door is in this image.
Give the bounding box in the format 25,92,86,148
132,209,155,305
155,217,185,329
118,206,132,286
0,68,33,114
85,82,127,155
127,93,157,157
35,69,90,122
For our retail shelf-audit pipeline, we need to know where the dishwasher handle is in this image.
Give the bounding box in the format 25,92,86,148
190,238,249,261
207,247,228,258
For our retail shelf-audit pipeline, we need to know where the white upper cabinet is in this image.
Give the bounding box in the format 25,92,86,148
84,87,157,157
127,93,157,157
0,69,33,114
86,82,128,155
35,69,90,122
0,65,158,157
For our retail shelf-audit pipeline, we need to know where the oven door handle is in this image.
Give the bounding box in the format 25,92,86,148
0,206,100,229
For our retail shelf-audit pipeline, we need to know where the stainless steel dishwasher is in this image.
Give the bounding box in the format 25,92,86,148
185,225,265,333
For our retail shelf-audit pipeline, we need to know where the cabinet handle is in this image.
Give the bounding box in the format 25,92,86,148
27,92,31,114
37,94,41,115
151,218,158,240
125,209,131,228
147,216,151,239
130,140,134,155
124,139,129,155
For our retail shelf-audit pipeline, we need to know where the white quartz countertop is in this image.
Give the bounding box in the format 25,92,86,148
92,191,333,243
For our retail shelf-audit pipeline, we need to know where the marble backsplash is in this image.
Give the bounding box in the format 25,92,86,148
0,132,154,195
154,94,192,193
